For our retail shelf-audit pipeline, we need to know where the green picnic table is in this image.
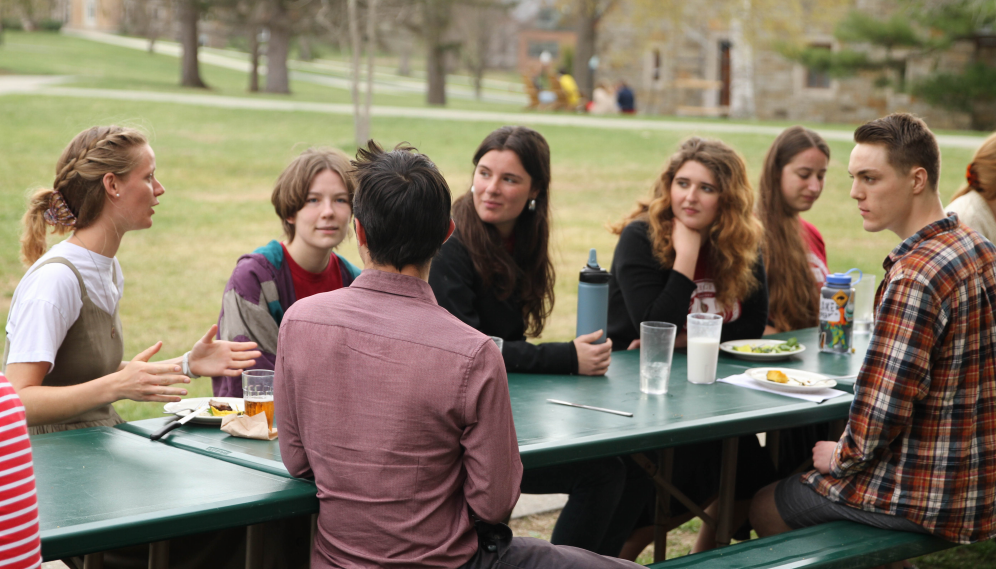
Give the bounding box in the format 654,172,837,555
114,327,864,562
34,426,318,567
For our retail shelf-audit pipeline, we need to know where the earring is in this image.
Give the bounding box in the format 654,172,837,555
470,185,476,194
528,199,536,212
116,193,120,197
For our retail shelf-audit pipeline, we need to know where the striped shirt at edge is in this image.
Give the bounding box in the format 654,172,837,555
0,376,40,568
804,215,996,544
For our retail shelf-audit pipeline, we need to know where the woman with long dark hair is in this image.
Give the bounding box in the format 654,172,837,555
429,126,625,555
757,126,831,335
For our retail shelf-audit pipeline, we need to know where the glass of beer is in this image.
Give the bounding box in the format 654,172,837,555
242,369,275,430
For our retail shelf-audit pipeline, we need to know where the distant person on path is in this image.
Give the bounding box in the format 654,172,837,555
757,126,831,335
275,140,641,569
557,68,581,109
213,148,360,397
616,81,635,114
751,113,996,546
428,126,626,556
605,137,774,558
946,131,996,242
589,81,620,115
5,126,259,434
0,373,40,569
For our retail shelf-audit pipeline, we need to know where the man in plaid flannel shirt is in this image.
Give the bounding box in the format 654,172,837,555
751,113,996,544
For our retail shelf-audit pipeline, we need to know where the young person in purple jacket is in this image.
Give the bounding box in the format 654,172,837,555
213,148,361,397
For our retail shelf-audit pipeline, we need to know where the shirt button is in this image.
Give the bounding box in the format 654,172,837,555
111,328,116,339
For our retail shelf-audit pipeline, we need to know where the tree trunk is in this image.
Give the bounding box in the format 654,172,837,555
266,19,291,94
348,0,368,145
573,2,597,101
424,0,448,106
299,35,313,61
364,0,377,124
178,0,207,88
249,26,260,92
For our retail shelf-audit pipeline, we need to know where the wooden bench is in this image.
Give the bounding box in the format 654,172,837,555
646,520,956,569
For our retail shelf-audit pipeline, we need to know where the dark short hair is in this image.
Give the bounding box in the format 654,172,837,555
853,113,940,191
352,141,452,270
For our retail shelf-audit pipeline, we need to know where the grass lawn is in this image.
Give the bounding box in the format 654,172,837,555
0,32,990,569
0,31,525,113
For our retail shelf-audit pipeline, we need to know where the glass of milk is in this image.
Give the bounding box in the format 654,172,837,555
640,322,677,394
686,313,723,384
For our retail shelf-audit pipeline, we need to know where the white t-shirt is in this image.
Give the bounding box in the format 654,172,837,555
5,240,124,371
947,190,996,244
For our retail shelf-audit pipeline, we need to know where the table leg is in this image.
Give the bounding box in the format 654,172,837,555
83,553,104,569
714,437,739,548
309,514,318,569
765,430,780,470
653,448,674,563
246,524,264,569
148,541,168,569
830,419,847,440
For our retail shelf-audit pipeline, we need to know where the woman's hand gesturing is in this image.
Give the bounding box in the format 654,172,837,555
188,324,261,378
112,342,190,403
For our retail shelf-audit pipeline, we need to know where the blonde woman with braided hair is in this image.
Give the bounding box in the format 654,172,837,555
5,125,261,434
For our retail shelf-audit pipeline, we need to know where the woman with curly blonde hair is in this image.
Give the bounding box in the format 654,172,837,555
607,137,767,350
602,137,774,559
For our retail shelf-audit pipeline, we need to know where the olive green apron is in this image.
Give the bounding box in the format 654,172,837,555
3,257,124,434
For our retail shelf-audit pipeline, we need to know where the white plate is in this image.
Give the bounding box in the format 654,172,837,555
163,397,243,425
746,368,836,393
720,339,806,361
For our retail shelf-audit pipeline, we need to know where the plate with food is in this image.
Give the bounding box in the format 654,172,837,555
720,338,805,361
745,368,836,393
163,397,243,425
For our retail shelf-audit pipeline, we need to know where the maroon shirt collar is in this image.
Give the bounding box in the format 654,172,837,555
350,269,439,304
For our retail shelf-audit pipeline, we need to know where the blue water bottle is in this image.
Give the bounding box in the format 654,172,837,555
576,249,611,344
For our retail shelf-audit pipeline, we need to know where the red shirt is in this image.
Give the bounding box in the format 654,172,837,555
800,218,828,287
0,375,41,569
282,244,344,301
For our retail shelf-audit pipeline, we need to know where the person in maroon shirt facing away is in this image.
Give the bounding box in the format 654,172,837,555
275,141,640,569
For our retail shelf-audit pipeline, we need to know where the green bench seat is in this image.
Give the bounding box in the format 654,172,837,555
647,521,956,569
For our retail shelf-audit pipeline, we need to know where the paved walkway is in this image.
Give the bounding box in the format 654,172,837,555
1,79,984,150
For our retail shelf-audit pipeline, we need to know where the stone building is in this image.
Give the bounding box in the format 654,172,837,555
595,0,990,129
64,0,123,32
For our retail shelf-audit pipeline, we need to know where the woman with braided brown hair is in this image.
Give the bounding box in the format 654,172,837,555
4,125,261,434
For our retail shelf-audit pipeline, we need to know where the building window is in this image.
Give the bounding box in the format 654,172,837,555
85,0,97,25
652,49,661,81
806,44,831,89
528,41,560,60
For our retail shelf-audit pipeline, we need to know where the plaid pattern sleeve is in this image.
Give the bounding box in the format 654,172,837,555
803,215,996,544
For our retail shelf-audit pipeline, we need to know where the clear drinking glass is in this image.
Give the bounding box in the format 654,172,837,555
242,369,275,429
490,336,504,353
853,274,876,334
686,313,723,385
640,322,677,394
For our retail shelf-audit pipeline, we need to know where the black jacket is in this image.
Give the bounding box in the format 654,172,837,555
428,233,579,375
607,220,768,349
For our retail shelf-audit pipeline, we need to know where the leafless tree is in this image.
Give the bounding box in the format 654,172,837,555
570,0,618,100
177,0,208,88
453,1,507,100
